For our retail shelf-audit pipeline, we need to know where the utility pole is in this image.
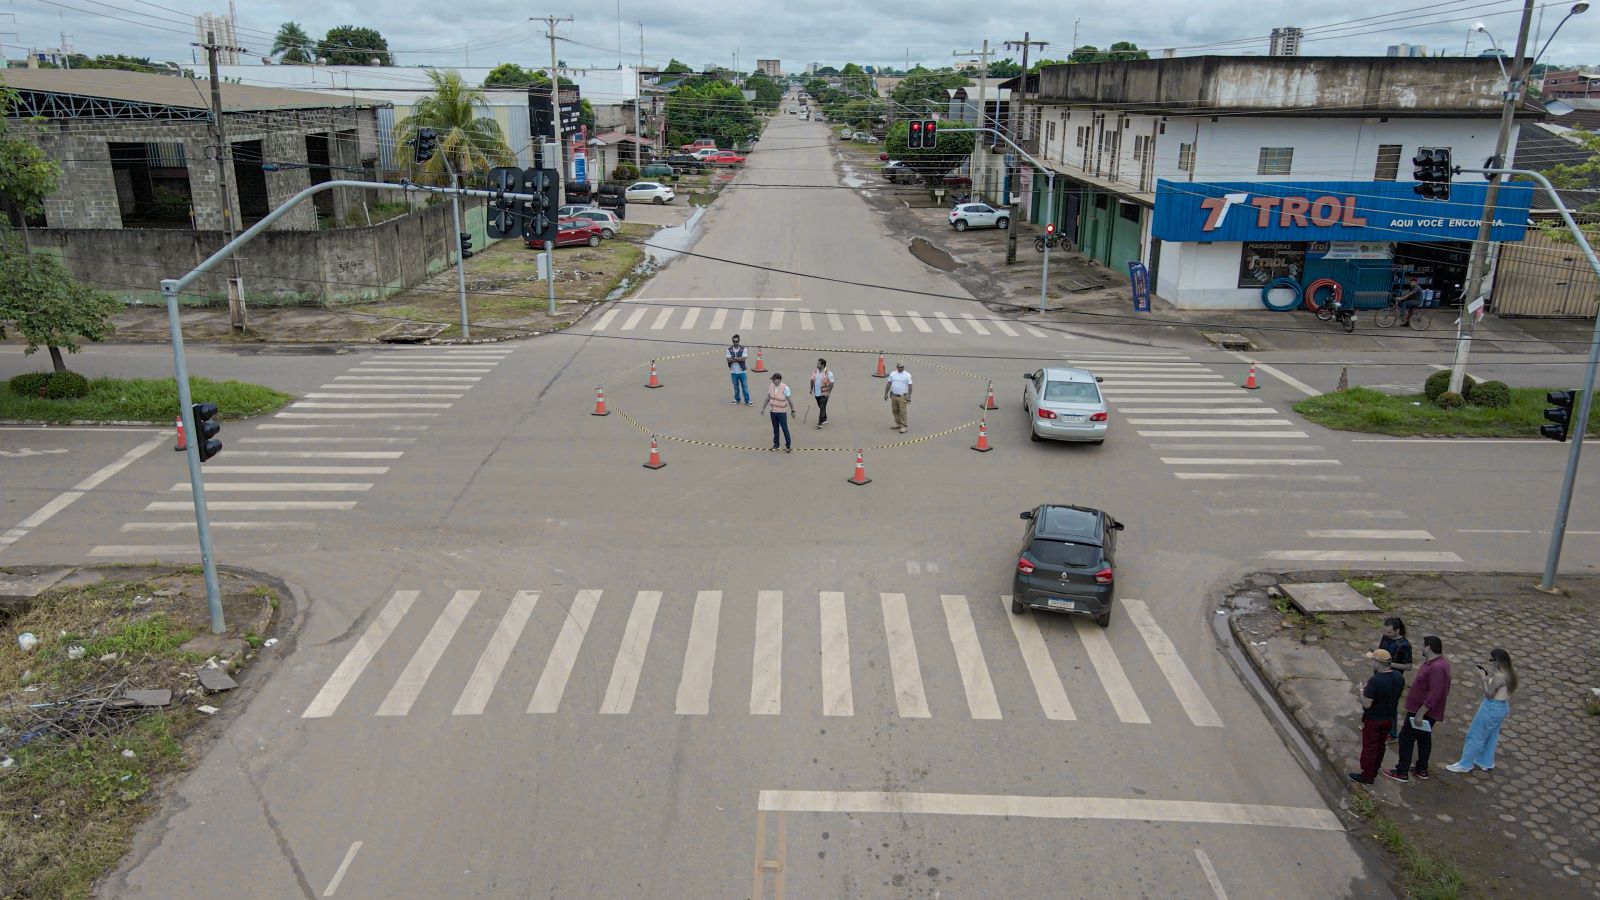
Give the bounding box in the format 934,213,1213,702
1448,0,1535,394
954,40,993,201
634,22,644,169
535,15,573,205
200,31,248,331
1004,33,1048,264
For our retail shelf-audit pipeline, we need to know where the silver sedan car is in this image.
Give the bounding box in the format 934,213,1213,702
1022,367,1109,444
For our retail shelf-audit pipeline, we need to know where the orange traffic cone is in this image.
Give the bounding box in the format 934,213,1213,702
847,450,871,485
873,353,887,378
752,347,767,373
1242,362,1260,390
591,386,610,416
645,360,662,389
643,436,666,469
972,417,992,452
173,415,186,451
981,381,999,410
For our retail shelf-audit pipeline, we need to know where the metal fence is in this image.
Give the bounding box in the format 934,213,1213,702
1494,230,1600,318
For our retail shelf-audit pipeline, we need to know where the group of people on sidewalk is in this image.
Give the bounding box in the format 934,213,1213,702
1351,617,1519,786
726,335,915,451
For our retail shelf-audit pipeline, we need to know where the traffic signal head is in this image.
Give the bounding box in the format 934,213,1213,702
924,120,937,149
908,120,924,150
191,402,222,462
460,231,474,260
519,168,560,245
1412,148,1453,200
1045,222,1055,234
1541,390,1579,442
486,166,524,238
413,127,438,164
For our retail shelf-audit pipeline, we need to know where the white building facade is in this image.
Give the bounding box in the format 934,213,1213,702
1019,56,1535,310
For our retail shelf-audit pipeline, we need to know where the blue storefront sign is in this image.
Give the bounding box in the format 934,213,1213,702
1151,180,1532,244
1129,261,1151,312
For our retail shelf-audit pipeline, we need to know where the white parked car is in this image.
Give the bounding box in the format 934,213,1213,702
563,207,621,239
949,203,1009,231
1022,367,1109,444
690,148,721,160
625,182,676,204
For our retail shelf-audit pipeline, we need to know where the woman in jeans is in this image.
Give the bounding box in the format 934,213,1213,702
1446,648,1517,774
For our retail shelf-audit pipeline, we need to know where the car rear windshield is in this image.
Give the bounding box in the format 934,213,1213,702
1029,539,1100,568
1043,381,1101,404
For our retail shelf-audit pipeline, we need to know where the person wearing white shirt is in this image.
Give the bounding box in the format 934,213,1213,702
883,362,913,433
809,358,835,428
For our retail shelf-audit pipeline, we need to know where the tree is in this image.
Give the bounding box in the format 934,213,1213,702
1029,58,1071,72
883,119,975,177
891,70,969,115
394,70,514,182
743,73,783,112
664,80,757,150
322,26,391,66
484,62,539,87
988,58,1022,78
815,65,839,76
0,232,121,373
1540,128,1600,213
0,90,118,373
1105,41,1149,62
662,58,693,74
271,22,314,64
1069,45,1102,63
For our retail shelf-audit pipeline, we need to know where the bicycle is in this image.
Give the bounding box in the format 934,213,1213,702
1374,296,1431,331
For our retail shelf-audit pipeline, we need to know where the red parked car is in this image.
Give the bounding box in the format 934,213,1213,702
525,218,604,249
705,151,746,166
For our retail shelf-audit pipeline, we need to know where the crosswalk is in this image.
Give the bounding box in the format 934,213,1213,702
1065,351,1462,567
590,299,1067,342
300,587,1225,727
86,347,511,559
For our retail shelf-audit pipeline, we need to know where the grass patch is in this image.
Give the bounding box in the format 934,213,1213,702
0,376,291,424
1295,386,1599,438
0,570,275,897
1347,577,1395,611
1347,782,1469,899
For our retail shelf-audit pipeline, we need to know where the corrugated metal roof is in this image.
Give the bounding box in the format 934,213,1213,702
0,69,385,112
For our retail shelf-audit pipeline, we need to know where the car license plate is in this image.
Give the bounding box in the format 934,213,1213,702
1046,598,1078,611
1063,415,1084,423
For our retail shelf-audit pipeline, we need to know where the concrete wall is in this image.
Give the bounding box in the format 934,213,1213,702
31,200,500,308
1036,57,1510,115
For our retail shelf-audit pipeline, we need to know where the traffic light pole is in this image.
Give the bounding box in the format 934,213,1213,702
1461,166,1600,592
160,279,226,634
161,178,545,631
940,126,1056,314
443,156,472,339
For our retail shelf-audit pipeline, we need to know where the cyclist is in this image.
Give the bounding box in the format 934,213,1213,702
1395,276,1424,328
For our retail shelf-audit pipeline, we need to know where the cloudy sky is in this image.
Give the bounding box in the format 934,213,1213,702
9,0,1600,75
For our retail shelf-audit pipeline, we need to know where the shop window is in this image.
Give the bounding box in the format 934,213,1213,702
1257,146,1293,176
1178,142,1195,173
1119,201,1140,223
1095,193,1108,210
109,141,193,228
1374,144,1402,181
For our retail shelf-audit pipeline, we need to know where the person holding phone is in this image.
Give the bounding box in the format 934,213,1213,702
1446,648,1517,774
1384,636,1451,782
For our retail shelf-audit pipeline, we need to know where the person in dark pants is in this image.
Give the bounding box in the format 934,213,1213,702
759,372,793,452
1379,616,1413,742
1351,648,1405,785
809,359,834,429
1385,636,1452,782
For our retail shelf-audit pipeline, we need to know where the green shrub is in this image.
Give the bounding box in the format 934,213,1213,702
9,371,90,399
1466,379,1511,408
1424,370,1475,402
1435,390,1465,410
8,371,52,397
611,163,640,181
41,371,90,399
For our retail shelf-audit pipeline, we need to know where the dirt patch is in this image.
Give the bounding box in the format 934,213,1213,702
0,564,283,898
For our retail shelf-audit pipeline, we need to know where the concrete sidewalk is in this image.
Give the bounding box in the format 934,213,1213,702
1228,571,1599,898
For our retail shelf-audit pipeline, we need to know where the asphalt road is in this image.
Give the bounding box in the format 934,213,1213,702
4,114,1596,898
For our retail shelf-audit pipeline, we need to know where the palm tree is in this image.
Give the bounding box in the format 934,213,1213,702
271,22,315,64
395,70,515,184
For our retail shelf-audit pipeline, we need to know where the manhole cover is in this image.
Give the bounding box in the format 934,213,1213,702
1203,331,1256,351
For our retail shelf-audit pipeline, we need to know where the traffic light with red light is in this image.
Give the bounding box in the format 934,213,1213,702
908,120,924,150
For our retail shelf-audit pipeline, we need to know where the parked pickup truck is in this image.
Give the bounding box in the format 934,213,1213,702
679,138,718,152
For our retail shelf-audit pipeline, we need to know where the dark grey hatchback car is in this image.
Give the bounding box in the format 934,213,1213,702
1011,504,1123,626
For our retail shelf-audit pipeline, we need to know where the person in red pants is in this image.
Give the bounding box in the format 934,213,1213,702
1351,649,1404,785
